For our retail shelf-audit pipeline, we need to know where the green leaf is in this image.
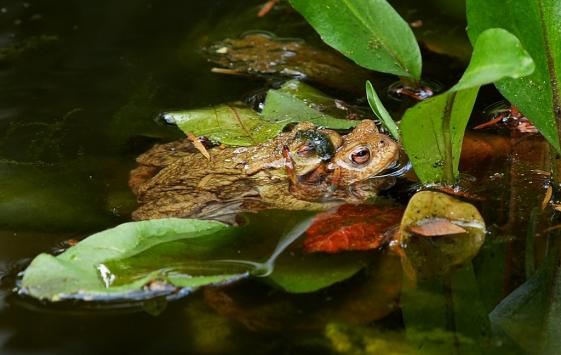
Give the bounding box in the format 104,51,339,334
401,88,479,183
366,80,400,140
167,81,360,147
20,211,371,302
401,28,535,183
452,28,535,91
268,252,371,293
490,254,561,354
261,80,361,129
164,103,286,146
467,0,561,153
289,0,422,79
20,218,247,301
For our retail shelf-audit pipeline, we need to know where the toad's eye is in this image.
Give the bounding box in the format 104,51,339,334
350,147,370,165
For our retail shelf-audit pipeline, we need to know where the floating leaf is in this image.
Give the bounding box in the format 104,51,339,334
163,103,286,146
167,81,362,147
467,0,561,152
303,204,403,253
289,0,422,79
398,191,486,279
261,80,364,128
20,218,247,301
400,28,534,183
20,211,373,302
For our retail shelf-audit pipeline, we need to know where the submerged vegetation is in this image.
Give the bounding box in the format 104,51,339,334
3,0,561,354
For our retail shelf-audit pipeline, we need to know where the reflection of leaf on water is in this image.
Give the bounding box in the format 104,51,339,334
325,323,410,355
490,254,561,354
401,263,490,355
398,191,486,280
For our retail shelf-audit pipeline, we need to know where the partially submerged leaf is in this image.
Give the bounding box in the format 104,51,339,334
262,80,365,128
401,28,534,183
289,0,422,79
166,81,362,146
467,0,561,152
303,204,403,253
398,191,486,279
163,103,286,146
401,88,479,183
20,218,247,301
20,211,372,302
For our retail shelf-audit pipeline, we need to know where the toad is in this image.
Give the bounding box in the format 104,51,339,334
129,120,401,221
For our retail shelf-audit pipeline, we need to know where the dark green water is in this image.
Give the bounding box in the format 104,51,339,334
0,0,554,354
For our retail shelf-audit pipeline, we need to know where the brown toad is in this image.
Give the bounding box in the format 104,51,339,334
129,120,400,221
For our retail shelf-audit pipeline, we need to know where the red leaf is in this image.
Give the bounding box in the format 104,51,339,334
304,204,403,253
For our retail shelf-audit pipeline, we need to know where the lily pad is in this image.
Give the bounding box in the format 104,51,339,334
398,191,486,279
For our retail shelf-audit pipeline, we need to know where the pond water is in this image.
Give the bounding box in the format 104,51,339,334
0,0,555,354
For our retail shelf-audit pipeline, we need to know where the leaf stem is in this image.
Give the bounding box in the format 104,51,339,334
442,92,456,184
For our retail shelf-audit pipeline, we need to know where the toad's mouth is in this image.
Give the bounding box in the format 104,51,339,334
368,160,412,179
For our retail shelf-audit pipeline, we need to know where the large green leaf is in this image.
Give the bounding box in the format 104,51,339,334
20,211,371,302
467,0,561,152
20,218,246,301
366,80,400,140
261,80,361,129
400,28,534,183
163,104,286,146
289,0,422,79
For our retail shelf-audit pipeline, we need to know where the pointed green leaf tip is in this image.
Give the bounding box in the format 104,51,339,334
401,28,534,184
290,0,422,79
366,81,400,140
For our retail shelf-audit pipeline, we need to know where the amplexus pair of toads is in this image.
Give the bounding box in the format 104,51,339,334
129,120,404,222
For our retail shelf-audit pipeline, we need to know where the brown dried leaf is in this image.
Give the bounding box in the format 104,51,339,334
407,218,467,237
542,185,553,210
